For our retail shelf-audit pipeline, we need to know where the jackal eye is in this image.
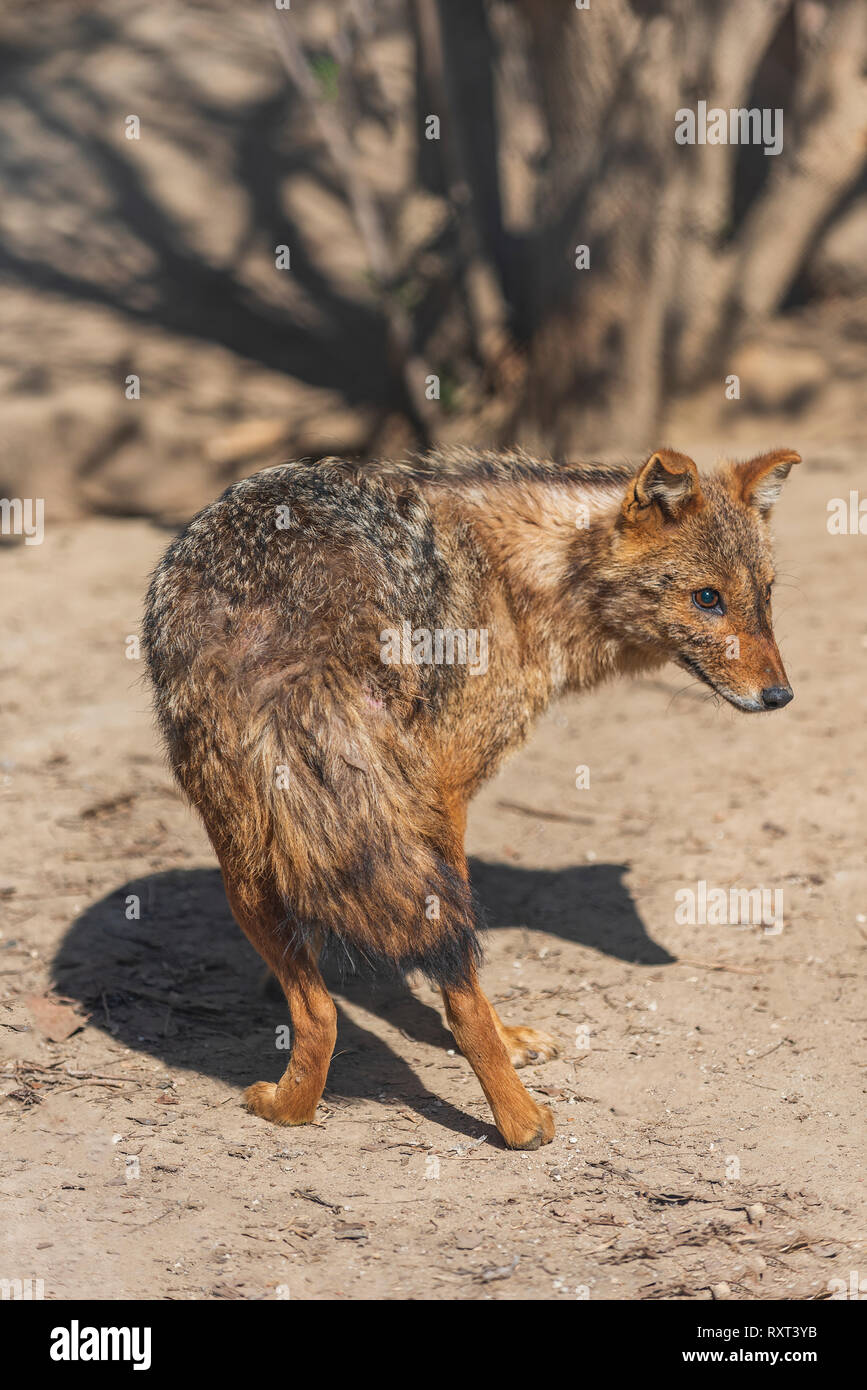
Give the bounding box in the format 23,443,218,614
693,587,723,612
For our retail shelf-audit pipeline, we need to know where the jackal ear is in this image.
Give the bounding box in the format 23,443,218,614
732,449,801,517
622,449,702,526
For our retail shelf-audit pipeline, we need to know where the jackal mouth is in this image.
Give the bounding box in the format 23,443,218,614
676,653,764,713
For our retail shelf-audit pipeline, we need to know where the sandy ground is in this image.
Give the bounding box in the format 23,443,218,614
1,451,864,1302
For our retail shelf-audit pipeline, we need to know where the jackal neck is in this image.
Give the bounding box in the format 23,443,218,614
448,473,649,698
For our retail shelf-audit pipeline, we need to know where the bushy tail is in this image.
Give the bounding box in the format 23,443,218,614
165,652,481,987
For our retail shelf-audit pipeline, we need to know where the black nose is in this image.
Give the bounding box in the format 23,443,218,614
761,686,793,709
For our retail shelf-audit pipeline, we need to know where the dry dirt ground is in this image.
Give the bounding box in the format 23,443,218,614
1,450,865,1302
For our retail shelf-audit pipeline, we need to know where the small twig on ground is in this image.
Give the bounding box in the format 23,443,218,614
496,799,596,826
678,957,764,977
743,1038,791,1065
292,1188,344,1214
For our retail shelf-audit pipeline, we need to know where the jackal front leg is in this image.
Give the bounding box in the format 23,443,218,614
441,969,554,1150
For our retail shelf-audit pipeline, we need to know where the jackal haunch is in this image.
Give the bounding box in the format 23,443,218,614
143,445,799,1149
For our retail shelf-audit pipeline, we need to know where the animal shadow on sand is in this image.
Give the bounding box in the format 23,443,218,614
53,860,673,1143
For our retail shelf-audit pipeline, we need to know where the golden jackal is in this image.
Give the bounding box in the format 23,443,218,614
143,445,799,1149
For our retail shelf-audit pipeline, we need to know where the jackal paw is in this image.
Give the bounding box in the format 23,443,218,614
242,1081,316,1127
498,1099,555,1151
500,1025,560,1068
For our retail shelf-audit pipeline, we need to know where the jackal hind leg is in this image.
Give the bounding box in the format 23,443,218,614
222,873,336,1126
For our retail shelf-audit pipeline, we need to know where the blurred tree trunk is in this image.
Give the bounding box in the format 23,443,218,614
486,0,867,455
512,0,685,453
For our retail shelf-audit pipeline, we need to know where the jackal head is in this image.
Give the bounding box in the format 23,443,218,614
611,447,800,712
